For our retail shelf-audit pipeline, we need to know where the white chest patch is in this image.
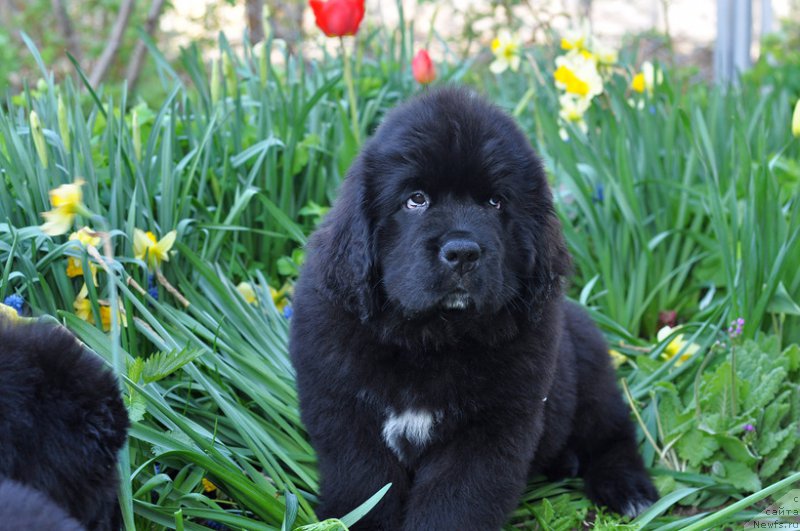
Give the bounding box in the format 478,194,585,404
382,409,439,460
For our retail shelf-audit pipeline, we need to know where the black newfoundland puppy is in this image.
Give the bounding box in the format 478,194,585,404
290,88,658,530
0,317,129,530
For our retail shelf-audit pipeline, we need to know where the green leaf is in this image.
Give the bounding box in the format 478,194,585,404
715,434,758,465
338,484,392,527
282,491,299,531
718,461,762,492
766,281,800,316
676,429,719,467
759,426,798,479
125,392,148,423
142,347,205,383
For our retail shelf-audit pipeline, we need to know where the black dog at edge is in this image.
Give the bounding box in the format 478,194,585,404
290,87,658,530
0,317,129,530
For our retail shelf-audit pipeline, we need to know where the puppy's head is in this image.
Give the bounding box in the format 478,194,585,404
309,88,570,341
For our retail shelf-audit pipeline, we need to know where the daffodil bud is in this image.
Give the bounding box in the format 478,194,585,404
132,109,142,161
29,110,48,169
792,99,800,138
254,41,268,87
210,58,221,104
57,94,71,153
222,53,236,97
262,4,272,42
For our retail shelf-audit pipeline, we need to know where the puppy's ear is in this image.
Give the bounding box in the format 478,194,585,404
527,202,572,307
306,159,376,321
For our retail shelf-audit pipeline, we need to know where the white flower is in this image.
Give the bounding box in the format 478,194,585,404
560,22,591,52
631,61,663,94
592,40,618,66
554,50,604,99
490,30,521,74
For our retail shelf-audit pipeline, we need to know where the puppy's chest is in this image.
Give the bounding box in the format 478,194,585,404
380,407,445,463
357,387,460,463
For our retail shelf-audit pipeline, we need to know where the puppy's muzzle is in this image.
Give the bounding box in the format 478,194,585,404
439,238,481,275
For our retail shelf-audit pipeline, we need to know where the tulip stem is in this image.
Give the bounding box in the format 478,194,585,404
340,36,360,145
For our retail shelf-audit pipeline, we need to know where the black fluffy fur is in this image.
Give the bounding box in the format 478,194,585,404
0,319,129,530
0,479,86,531
290,87,658,530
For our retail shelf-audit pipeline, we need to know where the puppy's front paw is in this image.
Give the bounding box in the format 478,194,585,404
585,469,659,518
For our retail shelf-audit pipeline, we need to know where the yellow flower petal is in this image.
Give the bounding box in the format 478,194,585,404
237,282,257,305
41,207,76,236
74,293,93,324
631,72,646,93
609,349,628,368
792,99,800,138
0,303,21,323
133,229,151,262
69,227,101,247
133,229,176,269
269,285,288,311
40,179,86,236
66,257,84,277
49,179,85,210
657,326,700,367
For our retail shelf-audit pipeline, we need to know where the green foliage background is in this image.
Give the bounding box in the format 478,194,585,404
2,5,800,530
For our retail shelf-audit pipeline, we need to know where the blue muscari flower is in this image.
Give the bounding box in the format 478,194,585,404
202,520,229,531
148,286,159,300
648,105,656,115
147,273,156,289
3,294,24,315
593,183,604,203
283,306,293,319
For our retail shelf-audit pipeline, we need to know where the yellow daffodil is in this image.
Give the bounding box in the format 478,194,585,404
554,51,604,99
490,30,521,74
657,326,700,367
631,61,662,95
592,41,618,66
66,258,85,278
66,227,101,278
237,282,258,305
792,99,800,138
559,94,591,124
0,303,21,323
70,226,101,247
608,349,628,368
74,284,126,332
558,94,590,139
560,24,590,52
133,229,177,270
202,478,217,493
74,285,93,323
270,285,289,312
41,178,86,236
98,305,127,332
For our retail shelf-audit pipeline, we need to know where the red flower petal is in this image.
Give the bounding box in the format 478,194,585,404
309,0,365,37
412,49,436,85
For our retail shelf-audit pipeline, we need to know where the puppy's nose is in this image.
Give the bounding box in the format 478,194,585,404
439,239,481,274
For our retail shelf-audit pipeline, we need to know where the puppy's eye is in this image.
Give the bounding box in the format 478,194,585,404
488,196,503,210
406,191,429,210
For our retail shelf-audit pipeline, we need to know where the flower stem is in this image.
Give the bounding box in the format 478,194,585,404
340,36,360,145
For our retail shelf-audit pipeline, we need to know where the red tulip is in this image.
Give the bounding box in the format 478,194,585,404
309,0,365,38
412,49,436,85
